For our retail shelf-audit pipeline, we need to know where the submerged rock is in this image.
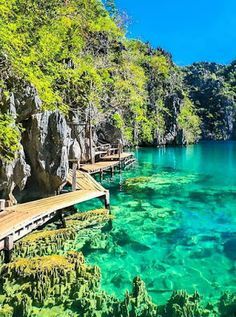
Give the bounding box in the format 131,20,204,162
124,173,199,193
219,292,236,317
157,290,215,317
10,209,112,260
223,238,236,260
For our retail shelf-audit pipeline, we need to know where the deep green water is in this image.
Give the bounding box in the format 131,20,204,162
80,142,236,304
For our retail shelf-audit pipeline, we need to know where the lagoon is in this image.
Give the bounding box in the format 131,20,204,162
82,142,236,304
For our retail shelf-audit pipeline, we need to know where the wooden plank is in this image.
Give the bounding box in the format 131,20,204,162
101,152,134,161
67,170,106,191
80,161,119,174
0,190,105,242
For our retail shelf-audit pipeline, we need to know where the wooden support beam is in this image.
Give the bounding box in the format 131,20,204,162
4,235,13,263
72,162,77,192
0,199,5,211
100,169,104,182
104,190,110,213
118,141,122,171
110,166,114,177
58,210,66,228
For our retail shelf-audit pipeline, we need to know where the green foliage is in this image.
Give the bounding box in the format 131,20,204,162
184,62,236,140
178,97,201,144
148,54,170,78
0,114,22,161
0,0,203,155
113,112,124,129
0,0,122,112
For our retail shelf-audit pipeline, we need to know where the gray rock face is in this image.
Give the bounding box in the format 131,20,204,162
0,148,30,202
164,92,185,145
155,92,187,146
22,111,71,194
0,54,41,122
97,122,123,145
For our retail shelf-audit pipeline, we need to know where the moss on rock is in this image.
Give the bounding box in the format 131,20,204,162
124,173,198,193
0,252,101,316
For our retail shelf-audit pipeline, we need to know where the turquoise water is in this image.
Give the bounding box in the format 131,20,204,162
82,142,236,304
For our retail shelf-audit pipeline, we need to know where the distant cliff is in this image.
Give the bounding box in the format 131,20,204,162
183,62,236,140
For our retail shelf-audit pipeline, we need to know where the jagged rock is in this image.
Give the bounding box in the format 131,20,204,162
163,92,186,146
0,147,30,202
97,122,124,145
0,54,41,122
157,290,214,317
119,277,157,317
69,139,81,161
22,111,71,193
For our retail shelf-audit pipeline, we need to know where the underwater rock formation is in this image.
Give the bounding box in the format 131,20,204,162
0,252,101,316
223,238,236,261
124,173,198,193
219,292,236,317
119,277,157,317
157,290,215,317
11,209,112,259
0,206,235,317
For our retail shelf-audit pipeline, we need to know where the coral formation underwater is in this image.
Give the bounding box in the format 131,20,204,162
0,207,235,316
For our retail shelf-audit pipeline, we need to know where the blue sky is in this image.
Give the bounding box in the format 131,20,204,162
115,0,236,65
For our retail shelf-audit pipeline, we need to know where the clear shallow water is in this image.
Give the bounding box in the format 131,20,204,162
80,142,236,304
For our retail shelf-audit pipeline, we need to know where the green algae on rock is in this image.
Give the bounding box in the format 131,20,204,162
13,228,76,259
157,290,216,317
0,252,101,316
124,172,199,193
0,261,223,317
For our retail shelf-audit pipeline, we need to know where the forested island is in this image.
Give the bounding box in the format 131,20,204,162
0,0,235,316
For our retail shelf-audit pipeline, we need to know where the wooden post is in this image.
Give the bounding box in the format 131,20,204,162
111,166,114,177
100,169,104,182
0,199,5,211
72,162,77,192
58,210,66,228
4,235,13,263
118,140,122,171
104,190,110,213
88,102,95,165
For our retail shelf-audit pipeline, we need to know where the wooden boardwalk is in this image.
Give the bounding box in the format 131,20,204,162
67,169,107,190
80,161,120,174
0,190,108,253
101,152,134,161
0,150,134,261
79,152,135,176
